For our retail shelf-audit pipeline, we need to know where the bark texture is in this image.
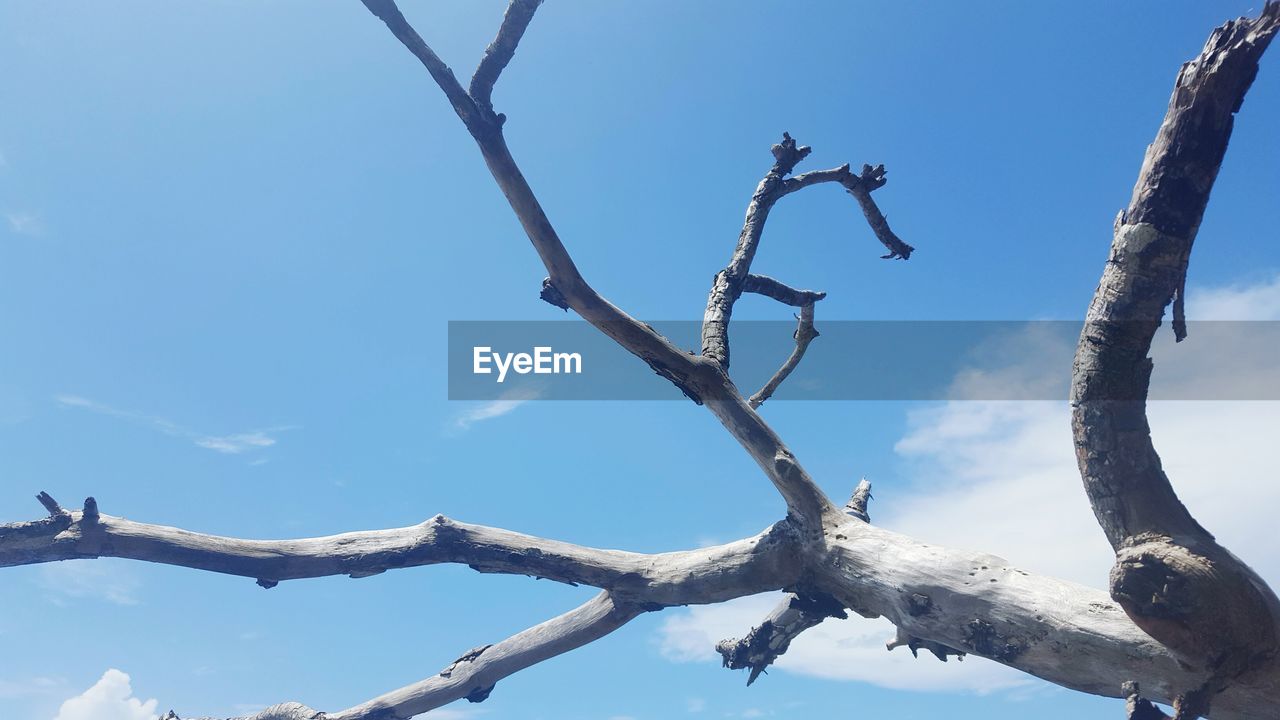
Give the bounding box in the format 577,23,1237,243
4,3,1279,719
1070,5,1280,715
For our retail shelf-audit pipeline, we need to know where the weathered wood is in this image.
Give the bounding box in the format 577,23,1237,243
5,2,1279,719
0,497,799,607
1070,4,1280,714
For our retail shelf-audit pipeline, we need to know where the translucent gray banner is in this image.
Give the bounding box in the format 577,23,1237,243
447,321,1280,401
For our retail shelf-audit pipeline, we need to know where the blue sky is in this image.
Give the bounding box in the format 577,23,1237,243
1,2,1278,719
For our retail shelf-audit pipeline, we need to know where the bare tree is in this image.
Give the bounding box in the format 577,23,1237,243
4,3,1279,718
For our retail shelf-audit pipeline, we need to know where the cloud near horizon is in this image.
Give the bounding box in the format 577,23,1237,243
53,670,157,720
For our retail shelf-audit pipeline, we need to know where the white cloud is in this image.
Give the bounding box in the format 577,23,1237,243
450,387,541,432
53,669,158,720
685,697,706,713
39,560,141,606
1186,272,1280,320
5,210,43,236
659,274,1280,696
54,394,291,456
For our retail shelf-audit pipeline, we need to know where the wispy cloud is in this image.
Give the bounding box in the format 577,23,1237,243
0,675,63,700
39,560,141,606
5,210,43,236
53,669,158,720
194,431,276,455
449,387,542,433
54,394,293,457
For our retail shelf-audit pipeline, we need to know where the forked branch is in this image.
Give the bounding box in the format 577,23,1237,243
701,136,911,369
361,0,835,525
6,3,1280,720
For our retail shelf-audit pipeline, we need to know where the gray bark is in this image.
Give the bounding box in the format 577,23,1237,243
3,2,1278,719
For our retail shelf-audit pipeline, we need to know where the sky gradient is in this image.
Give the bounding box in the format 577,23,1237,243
2,2,1279,719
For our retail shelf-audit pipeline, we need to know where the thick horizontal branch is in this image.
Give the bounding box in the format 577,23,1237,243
1,494,799,607
815,515,1278,719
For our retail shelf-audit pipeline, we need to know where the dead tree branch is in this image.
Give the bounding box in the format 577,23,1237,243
741,274,826,409
327,592,641,719
0,493,799,607
469,0,542,112
362,0,835,525
748,303,818,409
4,3,1280,720
1071,4,1280,714
701,138,911,370
717,481,874,684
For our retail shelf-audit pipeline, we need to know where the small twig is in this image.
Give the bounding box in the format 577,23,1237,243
843,478,873,522
848,165,912,259
741,274,826,306
748,304,818,409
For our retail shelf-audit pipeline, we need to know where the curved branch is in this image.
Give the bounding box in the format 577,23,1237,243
1070,3,1280,708
816,515,1277,719
1,493,799,607
748,303,818,409
170,594,643,720
741,274,826,409
328,592,641,720
700,137,911,369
